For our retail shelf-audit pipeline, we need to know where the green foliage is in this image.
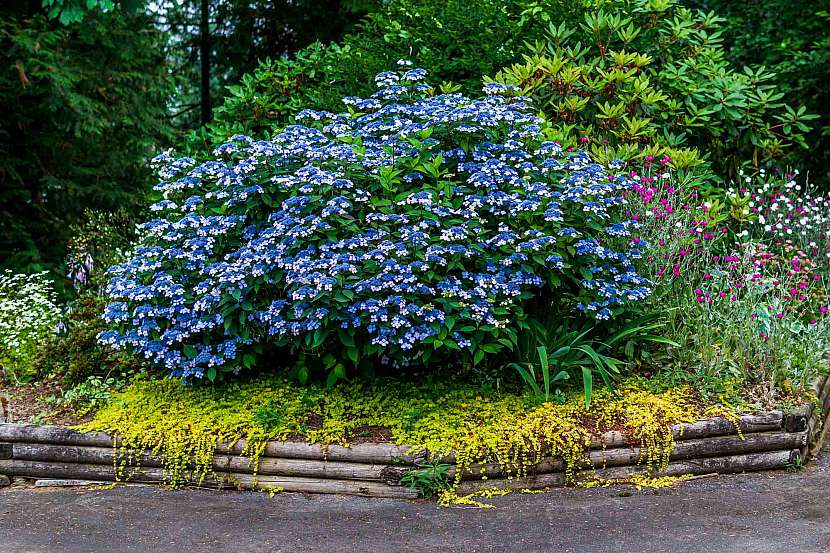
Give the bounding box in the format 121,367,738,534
186,42,347,152
32,292,147,385
65,209,138,291
161,0,381,131
401,461,453,497
494,0,816,180
686,0,830,187
511,313,676,407
0,11,174,274
510,345,569,405
41,0,118,24
32,208,144,386
53,374,131,412
193,0,530,150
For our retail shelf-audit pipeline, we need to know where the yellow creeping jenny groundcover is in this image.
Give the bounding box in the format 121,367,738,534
79,375,746,495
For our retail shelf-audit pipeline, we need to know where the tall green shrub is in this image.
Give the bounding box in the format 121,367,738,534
0,10,174,274
685,0,830,187
189,0,530,151
494,0,816,180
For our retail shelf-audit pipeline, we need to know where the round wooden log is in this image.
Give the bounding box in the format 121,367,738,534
669,431,805,461
586,413,783,450
452,430,805,480
12,443,164,467
0,459,417,499
784,404,812,433
593,449,799,481
34,479,109,488
215,439,417,465
812,374,828,397
0,459,168,483
806,388,830,459
456,449,798,494
807,414,821,439
12,443,404,483
213,454,398,482
225,474,418,499
671,412,783,441
0,474,9,487
804,374,830,429
0,424,421,465
809,385,830,437
0,424,113,448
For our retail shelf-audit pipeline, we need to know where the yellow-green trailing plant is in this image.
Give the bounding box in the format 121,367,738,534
79,376,733,494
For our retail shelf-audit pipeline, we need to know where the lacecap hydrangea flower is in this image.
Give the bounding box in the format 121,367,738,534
100,65,650,379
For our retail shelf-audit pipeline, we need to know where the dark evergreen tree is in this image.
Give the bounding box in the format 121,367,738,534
0,5,174,274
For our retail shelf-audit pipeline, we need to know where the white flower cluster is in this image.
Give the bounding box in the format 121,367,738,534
730,171,830,267
0,271,63,377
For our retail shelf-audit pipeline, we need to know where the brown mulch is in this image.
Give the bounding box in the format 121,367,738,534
0,382,91,426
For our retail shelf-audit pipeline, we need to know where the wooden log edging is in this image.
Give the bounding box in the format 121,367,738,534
0,413,784,466
9,442,404,484
0,387,821,499
1,429,806,484
456,449,801,494
802,372,830,459
0,459,418,499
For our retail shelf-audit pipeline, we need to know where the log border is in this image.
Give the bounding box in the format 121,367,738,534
0,371,827,498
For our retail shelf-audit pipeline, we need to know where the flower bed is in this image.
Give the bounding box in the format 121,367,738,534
1,372,827,501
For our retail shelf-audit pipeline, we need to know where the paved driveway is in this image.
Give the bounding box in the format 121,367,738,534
1,446,828,553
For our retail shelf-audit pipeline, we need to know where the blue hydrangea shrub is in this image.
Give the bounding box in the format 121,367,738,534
100,65,650,380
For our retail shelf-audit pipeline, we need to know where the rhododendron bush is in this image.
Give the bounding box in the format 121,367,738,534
99,66,650,381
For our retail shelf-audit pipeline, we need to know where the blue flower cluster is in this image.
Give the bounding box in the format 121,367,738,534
100,65,650,379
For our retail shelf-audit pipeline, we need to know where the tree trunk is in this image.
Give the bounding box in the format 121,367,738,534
200,0,211,125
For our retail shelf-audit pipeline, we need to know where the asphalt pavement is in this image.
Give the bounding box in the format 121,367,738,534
1,445,828,553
